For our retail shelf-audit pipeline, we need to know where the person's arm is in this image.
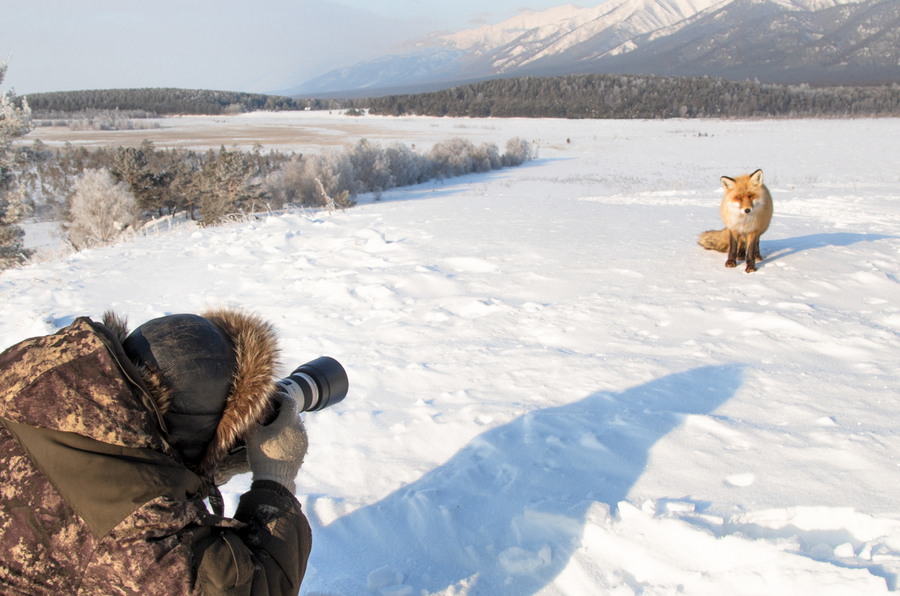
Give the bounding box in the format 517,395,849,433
194,391,311,595
192,481,311,595
237,480,312,592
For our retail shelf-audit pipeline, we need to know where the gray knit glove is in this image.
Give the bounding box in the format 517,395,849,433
246,392,308,494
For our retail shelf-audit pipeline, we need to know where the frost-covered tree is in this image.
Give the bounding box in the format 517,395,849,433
65,168,139,249
196,147,263,226
0,63,34,269
384,143,428,187
299,151,357,208
262,155,307,208
430,138,479,178
350,139,393,193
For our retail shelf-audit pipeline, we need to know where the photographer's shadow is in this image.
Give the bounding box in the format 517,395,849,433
306,364,743,595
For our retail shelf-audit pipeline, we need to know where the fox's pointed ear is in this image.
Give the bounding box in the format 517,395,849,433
749,169,764,186
720,176,736,191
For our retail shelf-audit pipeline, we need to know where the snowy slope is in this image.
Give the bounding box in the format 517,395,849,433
5,113,900,594
441,0,728,68
440,0,875,76
296,0,729,94
777,0,862,8
440,0,861,55
292,0,890,94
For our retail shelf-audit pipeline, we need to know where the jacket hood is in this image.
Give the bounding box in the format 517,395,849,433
0,317,169,453
105,308,280,480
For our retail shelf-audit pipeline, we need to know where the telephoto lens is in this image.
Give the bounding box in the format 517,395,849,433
275,356,348,412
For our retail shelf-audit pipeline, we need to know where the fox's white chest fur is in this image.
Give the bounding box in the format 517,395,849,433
723,195,770,235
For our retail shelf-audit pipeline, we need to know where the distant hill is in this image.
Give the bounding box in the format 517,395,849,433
23,88,316,116
289,0,899,97
356,73,900,119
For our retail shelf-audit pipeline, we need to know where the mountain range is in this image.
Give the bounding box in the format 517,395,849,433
287,0,899,97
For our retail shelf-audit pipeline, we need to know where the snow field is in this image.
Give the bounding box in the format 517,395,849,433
4,114,899,594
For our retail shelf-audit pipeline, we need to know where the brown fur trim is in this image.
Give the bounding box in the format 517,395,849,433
102,308,278,477
101,310,130,344
199,308,280,476
135,363,173,416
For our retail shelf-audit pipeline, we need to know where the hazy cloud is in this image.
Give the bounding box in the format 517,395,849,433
1,0,589,94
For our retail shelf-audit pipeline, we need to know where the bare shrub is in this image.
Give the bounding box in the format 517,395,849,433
65,168,139,249
298,151,357,208
384,143,429,187
502,137,537,167
350,139,393,192
430,138,477,178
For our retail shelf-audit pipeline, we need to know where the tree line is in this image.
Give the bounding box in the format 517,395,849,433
357,74,900,119
19,74,900,120
22,88,342,117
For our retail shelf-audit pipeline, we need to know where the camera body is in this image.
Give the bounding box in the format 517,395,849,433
274,356,348,413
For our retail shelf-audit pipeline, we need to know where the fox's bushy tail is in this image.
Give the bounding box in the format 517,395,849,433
698,229,730,252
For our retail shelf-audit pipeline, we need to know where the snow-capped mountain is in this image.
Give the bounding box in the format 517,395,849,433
289,0,897,96
594,0,900,84
430,0,731,85
440,0,724,69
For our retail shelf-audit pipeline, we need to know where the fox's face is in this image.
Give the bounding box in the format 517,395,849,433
721,169,766,215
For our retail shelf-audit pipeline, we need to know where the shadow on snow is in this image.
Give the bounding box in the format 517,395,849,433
305,364,743,595
764,232,898,263
356,157,567,206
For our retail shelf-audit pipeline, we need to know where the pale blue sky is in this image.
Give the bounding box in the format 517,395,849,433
1,0,590,95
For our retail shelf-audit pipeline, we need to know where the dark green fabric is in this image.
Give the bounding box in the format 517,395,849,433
189,484,311,595
234,485,311,594
1,417,202,539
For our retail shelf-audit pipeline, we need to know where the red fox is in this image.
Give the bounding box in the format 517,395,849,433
698,169,773,273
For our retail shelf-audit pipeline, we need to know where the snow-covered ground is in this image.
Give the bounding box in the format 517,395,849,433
4,113,899,594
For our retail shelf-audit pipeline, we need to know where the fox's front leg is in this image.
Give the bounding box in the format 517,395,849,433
752,237,764,262
745,233,760,272
725,232,739,268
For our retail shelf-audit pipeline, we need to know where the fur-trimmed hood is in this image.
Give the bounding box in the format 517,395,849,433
103,308,280,481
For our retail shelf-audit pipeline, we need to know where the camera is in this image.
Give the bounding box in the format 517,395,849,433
273,356,348,413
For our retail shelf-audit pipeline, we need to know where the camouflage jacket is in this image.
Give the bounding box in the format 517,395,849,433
0,318,311,595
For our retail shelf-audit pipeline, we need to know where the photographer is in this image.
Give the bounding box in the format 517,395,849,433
0,309,311,595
